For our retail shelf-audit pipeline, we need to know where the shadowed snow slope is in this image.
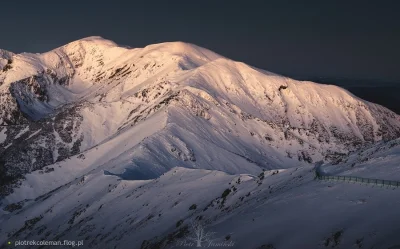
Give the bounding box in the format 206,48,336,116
0,37,400,248
1,140,400,249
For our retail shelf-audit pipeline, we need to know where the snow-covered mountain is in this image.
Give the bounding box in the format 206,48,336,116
1,37,400,249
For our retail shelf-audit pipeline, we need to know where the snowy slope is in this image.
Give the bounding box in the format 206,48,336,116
320,138,400,180
1,140,400,249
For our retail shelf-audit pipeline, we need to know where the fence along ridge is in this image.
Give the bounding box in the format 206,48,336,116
315,167,400,187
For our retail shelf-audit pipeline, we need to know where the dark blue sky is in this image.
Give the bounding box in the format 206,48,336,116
1,1,399,81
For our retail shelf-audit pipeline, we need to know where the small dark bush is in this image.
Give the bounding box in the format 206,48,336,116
221,189,231,199
176,220,183,228
3,202,23,212
333,230,343,245
258,244,275,249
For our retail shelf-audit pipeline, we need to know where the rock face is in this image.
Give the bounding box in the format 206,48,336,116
0,37,400,197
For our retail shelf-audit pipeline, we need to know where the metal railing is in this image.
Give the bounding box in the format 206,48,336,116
316,174,400,188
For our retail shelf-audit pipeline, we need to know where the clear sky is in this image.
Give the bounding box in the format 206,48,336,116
1,1,399,81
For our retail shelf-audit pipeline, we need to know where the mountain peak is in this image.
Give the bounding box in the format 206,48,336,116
60,37,221,60
58,36,120,53
140,41,223,63
67,36,118,46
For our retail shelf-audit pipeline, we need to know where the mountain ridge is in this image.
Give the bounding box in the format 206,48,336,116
0,37,399,199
